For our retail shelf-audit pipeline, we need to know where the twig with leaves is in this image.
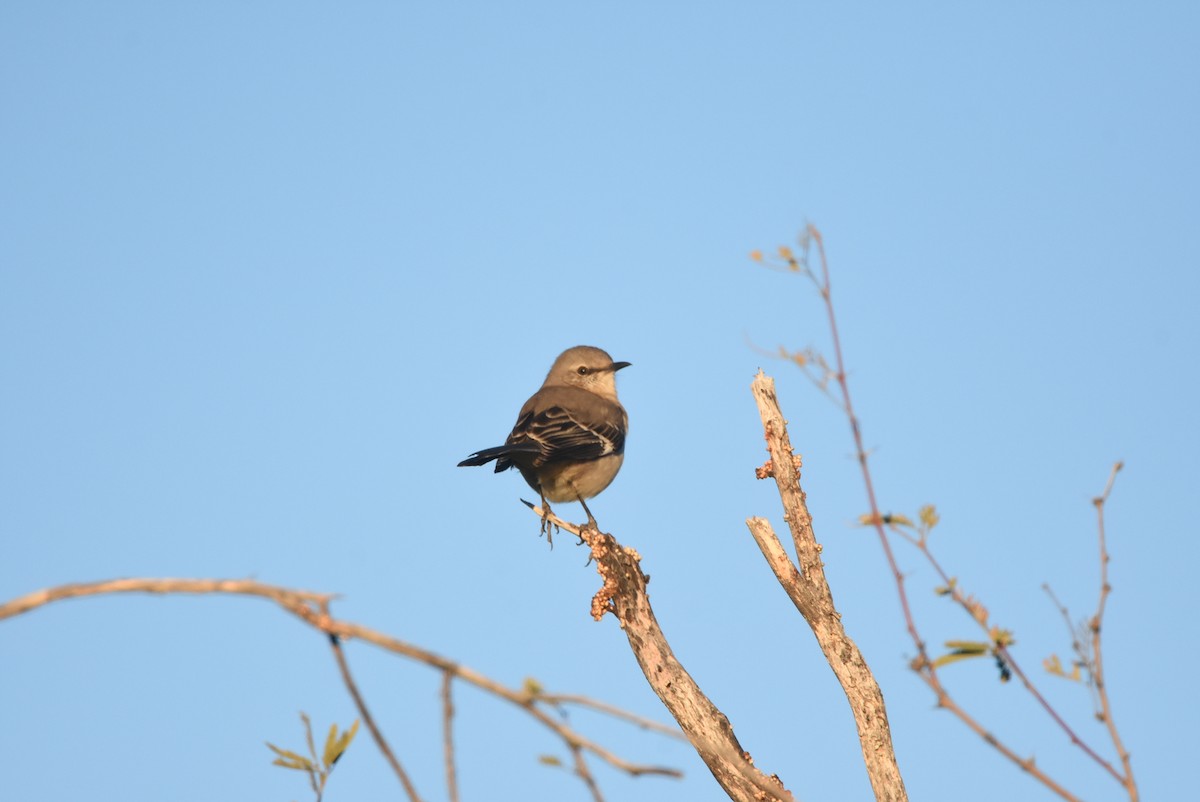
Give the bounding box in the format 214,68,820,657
266,713,359,802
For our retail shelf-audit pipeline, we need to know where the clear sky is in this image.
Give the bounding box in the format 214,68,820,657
2,3,1196,801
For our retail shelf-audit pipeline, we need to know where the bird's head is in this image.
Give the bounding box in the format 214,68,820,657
544,345,631,401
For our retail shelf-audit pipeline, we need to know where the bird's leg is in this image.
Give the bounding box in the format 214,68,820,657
539,489,556,548
572,484,599,543
578,497,597,528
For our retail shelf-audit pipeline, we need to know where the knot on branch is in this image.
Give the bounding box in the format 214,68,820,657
755,454,802,480
581,528,647,623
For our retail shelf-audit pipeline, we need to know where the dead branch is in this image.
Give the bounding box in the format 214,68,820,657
526,505,796,802
749,371,907,802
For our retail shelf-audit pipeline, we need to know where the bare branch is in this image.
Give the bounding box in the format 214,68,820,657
749,372,907,802
0,577,683,786
0,577,333,619
526,505,795,802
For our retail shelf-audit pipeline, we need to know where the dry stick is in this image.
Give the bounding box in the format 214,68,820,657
327,624,424,802
0,578,680,782
526,506,796,802
1091,462,1138,801
440,671,460,802
749,372,907,802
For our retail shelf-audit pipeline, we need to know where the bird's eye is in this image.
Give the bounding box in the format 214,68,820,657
577,366,589,375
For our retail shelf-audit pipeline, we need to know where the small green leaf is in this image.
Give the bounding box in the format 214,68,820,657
325,722,348,768
932,640,992,669
323,720,360,767
932,651,986,669
538,754,563,767
333,720,360,765
266,743,310,764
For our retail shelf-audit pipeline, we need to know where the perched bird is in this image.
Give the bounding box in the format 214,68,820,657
458,345,630,538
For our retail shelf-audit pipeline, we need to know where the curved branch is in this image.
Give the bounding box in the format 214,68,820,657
0,577,684,785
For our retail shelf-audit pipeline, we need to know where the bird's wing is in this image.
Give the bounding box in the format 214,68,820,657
507,392,625,466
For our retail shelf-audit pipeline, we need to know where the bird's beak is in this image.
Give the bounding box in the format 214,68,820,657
610,361,632,372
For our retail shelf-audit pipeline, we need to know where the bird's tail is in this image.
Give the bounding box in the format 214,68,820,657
457,442,540,468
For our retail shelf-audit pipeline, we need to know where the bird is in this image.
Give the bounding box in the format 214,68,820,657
458,345,630,541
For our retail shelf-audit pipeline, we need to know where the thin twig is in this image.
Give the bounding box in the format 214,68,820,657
569,742,606,802
532,693,687,740
1042,584,1101,710
890,522,1125,785
327,622,424,802
807,226,925,662
300,712,323,801
1091,462,1137,801
441,670,460,802
919,677,1081,802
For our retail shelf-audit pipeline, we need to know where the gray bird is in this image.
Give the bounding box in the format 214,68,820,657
458,345,630,539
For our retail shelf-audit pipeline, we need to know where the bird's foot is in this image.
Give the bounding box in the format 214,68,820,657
520,498,558,548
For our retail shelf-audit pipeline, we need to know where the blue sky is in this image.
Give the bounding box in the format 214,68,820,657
2,3,1197,801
